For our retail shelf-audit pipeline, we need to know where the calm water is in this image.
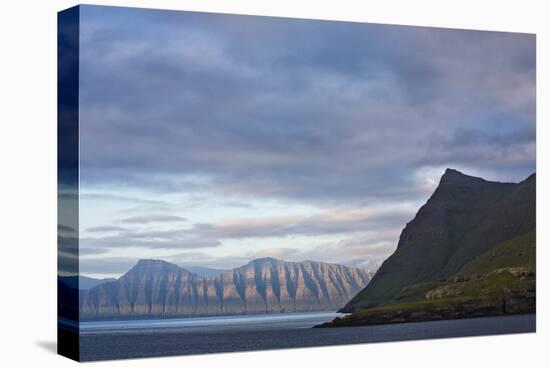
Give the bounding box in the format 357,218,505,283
78,312,535,361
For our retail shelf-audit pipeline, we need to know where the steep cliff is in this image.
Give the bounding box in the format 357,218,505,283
342,169,535,312
80,258,370,320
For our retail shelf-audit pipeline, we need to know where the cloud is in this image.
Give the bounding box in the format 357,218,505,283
79,253,249,276
78,233,395,275
78,257,140,275
79,204,414,254
58,235,112,257
73,7,535,274
79,247,111,256
251,247,301,259
189,205,415,239
80,192,167,205
119,214,187,224
86,225,127,233
81,234,222,250
292,233,399,273
77,7,535,205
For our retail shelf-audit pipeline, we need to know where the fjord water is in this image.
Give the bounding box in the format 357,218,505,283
80,311,341,333
79,312,535,361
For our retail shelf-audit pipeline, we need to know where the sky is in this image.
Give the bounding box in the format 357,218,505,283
69,5,535,278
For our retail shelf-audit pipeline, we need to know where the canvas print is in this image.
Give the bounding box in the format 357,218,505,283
58,5,536,362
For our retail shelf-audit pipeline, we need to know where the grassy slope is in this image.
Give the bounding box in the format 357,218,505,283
325,231,536,327
395,230,536,301
345,172,535,310
459,230,535,275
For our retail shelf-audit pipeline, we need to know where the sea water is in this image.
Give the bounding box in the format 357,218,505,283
78,313,535,361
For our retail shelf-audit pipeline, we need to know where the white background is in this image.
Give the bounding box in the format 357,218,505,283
0,0,547,366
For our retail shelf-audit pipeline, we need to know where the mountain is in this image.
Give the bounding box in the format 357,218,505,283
317,169,536,328
342,169,535,311
80,258,370,320
184,265,227,277
59,275,116,290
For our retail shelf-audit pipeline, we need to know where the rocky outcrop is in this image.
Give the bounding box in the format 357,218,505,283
80,258,370,320
315,290,535,328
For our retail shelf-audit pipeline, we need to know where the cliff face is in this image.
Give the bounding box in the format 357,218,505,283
80,258,370,320
342,169,536,311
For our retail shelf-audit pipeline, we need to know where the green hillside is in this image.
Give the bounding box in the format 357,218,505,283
319,170,536,328
342,169,535,311
459,230,535,275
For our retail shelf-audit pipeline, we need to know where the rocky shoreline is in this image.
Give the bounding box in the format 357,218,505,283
314,288,535,328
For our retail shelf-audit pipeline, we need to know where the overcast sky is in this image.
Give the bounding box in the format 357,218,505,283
73,5,535,278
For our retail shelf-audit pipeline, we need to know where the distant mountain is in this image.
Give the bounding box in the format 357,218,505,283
184,265,227,278
59,275,116,290
318,169,535,328
80,258,370,320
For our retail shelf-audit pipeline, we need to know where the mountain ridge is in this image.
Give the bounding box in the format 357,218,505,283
340,169,535,313
80,258,370,320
